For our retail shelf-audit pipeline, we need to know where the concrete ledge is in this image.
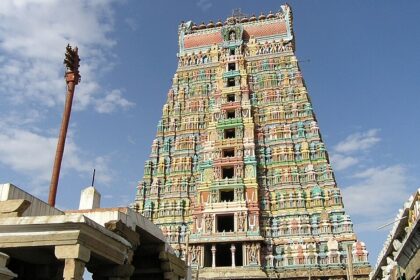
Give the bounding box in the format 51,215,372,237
67,207,168,248
0,199,31,217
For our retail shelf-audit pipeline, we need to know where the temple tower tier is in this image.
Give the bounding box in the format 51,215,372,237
133,5,371,279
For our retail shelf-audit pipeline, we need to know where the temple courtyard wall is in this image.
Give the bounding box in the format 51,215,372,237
0,183,187,280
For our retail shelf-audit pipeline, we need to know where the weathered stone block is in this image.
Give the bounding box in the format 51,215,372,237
55,244,91,263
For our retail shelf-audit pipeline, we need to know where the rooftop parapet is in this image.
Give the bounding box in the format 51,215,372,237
178,4,294,55
0,183,63,217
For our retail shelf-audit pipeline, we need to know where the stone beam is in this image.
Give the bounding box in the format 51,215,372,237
105,220,140,249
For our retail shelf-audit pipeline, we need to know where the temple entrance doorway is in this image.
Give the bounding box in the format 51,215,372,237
216,243,231,267
203,244,212,267
235,243,243,266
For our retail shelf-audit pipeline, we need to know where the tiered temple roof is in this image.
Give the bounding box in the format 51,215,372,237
134,4,371,279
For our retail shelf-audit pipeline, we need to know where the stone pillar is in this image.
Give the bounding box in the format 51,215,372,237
79,186,100,210
346,244,354,280
234,212,238,232
212,214,216,233
211,245,216,268
192,216,197,233
55,244,90,280
0,252,17,280
230,244,236,268
63,259,86,280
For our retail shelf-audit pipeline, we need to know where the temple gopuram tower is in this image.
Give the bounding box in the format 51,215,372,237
134,5,371,279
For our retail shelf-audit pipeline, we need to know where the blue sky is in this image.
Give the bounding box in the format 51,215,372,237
0,0,419,266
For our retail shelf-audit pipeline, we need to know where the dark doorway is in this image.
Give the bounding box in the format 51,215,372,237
228,63,236,71
224,128,235,139
226,110,235,119
227,77,235,87
204,244,212,267
227,94,235,102
222,166,234,179
216,243,231,267
204,243,243,267
229,48,235,56
220,189,234,202
217,214,234,232
235,243,243,266
223,149,234,157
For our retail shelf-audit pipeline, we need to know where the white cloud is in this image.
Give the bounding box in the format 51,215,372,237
0,126,113,188
0,109,44,127
124,18,138,31
342,165,410,219
0,0,126,201
197,0,213,12
0,0,133,114
330,129,381,171
127,136,136,145
330,153,359,171
95,89,135,114
330,129,415,237
0,128,56,183
334,129,381,154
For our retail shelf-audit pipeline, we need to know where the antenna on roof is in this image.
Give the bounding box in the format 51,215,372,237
91,168,96,187
231,8,247,20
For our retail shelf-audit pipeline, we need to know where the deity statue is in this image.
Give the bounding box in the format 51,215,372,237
191,246,200,265
245,165,254,178
229,31,236,41
236,188,243,201
180,224,187,242
249,244,258,263
211,191,217,203
235,165,242,177
205,215,213,232
237,212,246,231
